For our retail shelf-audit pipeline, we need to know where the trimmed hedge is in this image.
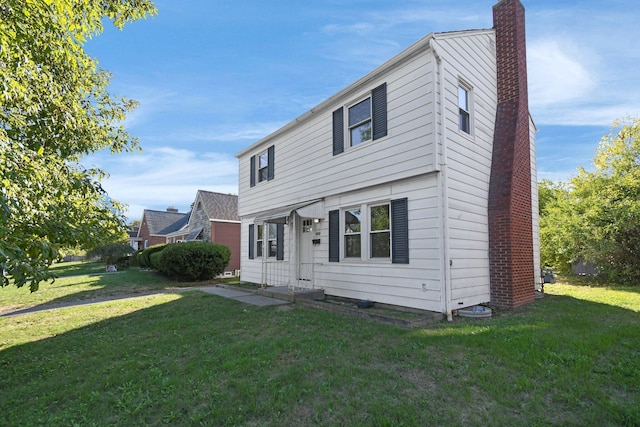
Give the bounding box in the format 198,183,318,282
137,244,167,269
156,242,230,281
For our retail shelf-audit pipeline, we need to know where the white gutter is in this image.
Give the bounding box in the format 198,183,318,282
430,37,454,322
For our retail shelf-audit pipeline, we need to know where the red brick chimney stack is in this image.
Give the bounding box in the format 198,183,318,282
488,0,535,309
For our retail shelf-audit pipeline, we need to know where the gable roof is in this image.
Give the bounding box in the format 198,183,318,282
194,190,240,222
235,28,493,158
140,209,189,236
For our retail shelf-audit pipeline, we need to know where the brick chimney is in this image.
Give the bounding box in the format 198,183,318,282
488,0,535,309
166,206,178,213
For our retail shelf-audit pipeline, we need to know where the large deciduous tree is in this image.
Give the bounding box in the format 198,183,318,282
1,0,156,290
540,118,640,284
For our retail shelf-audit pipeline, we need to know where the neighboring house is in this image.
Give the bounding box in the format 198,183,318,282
137,207,189,249
235,0,540,316
165,190,241,274
128,226,143,251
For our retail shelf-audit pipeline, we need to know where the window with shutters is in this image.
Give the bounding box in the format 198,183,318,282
370,204,390,258
344,207,362,258
333,82,387,155
258,150,269,182
348,97,372,147
332,199,407,262
250,145,275,187
256,224,264,257
267,223,277,257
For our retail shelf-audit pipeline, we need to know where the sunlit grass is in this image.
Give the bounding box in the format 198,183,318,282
547,281,640,311
0,264,638,425
1,293,183,350
0,261,195,313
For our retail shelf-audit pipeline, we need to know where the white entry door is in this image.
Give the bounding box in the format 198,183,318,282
298,219,314,282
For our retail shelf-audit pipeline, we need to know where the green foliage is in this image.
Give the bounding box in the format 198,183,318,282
149,250,164,270
87,243,134,265
0,1,157,291
539,118,640,284
137,245,166,269
538,179,576,274
156,242,231,281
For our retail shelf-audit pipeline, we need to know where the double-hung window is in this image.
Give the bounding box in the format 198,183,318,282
249,145,275,187
344,208,362,258
348,98,372,147
248,222,285,260
258,150,269,182
458,85,471,134
256,224,264,257
330,199,407,263
333,82,387,155
370,204,390,258
267,223,277,257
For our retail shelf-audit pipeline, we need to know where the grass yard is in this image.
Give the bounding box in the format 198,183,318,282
0,263,638,426
0,261,206,314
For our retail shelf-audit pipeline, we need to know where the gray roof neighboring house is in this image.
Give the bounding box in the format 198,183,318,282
194,190,239,222
139,209,190,236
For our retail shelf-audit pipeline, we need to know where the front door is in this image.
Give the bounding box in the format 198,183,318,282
298,219,314,283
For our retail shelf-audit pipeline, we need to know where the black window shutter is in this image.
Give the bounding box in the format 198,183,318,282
328,210,339,262
372,82,388,140
267,145,275,181
276,223,284,260
391,198,409,264
332,107,344,155
250,156,256,187
248,224,255,259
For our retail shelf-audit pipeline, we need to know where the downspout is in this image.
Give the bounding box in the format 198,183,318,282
430,37,453,322
261,222,267,288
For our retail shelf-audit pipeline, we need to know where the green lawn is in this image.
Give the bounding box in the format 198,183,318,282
0,263,638,426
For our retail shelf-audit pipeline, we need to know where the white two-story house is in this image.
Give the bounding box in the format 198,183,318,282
236,0,540,317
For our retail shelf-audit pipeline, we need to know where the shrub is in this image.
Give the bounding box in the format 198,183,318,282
86,243,133,265
156,242,231,281
137,244,167,269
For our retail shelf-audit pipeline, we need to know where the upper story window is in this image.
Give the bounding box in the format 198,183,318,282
458,85,471,134
258,150,269,182
249,145,275,187
348,98,372,147
333,82,387,155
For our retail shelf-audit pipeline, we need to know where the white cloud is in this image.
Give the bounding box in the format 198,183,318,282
84,147,239,221
528,39,596,108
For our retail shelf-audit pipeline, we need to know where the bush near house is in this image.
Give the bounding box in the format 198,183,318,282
86,243,133,268
137,244,167,269
156,241,230,281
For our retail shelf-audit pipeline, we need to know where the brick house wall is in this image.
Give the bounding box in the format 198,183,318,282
212,222,241,272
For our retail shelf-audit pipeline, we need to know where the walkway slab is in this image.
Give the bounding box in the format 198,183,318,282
234,295,289,307
195,287,253,299
194,286,288,306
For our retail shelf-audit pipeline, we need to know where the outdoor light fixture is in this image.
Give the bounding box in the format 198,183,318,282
313,218,321,223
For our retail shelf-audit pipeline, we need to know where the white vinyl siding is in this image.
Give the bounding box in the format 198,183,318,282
317,177,443,312
237,29,507,313
237,50,436,218
436,31,497,307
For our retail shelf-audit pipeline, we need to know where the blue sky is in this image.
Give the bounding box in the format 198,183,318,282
83,0,640,221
